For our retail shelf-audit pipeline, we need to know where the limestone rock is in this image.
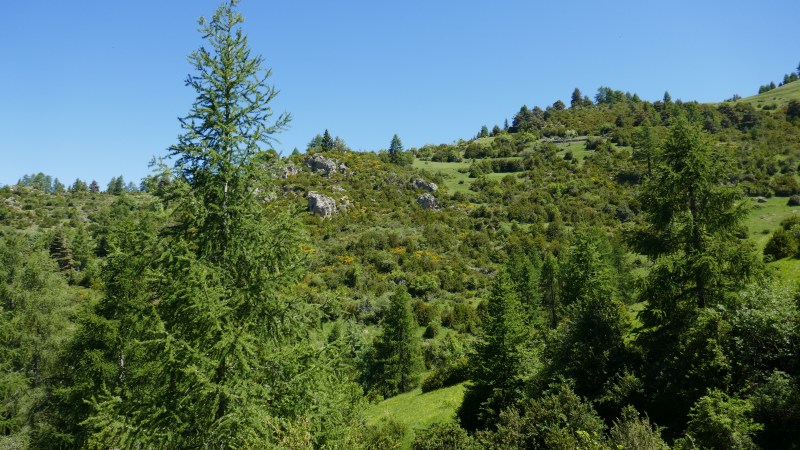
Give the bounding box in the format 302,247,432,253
281,165,299,178
417,193,439,210
308,191,338,218
304,155,347,176
412,178,438,192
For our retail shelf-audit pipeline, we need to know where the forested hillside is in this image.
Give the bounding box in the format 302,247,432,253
3,2,800,449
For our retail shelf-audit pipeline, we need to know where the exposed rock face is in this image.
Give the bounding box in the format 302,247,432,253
281,165,299,178
755,196,768,203
417,193,439,210
412,178,438,192
308,191,338,218
304,155,347,176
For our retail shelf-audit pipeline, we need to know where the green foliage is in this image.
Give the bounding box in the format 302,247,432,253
0,234,78,446
388,134,413,166
678,390,762,450
372,287,425,397
763,227,797,260
609,406,668,450
74,3,359,448
458,270,529,430
477,384,607,449
634,118,756,312
751,370,800,449
421,357,470,393
412,422,479,450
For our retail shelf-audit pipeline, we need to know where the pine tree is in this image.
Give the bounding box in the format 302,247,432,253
373,287,424,396
106,176,124,195
88,180,100,193
48,228,76,274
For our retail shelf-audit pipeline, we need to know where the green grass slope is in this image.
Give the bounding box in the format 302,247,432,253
745,196,800,280
739,79,800,109
364,383,466,447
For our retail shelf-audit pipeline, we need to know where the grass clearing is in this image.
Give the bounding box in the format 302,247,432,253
745,196,800,281
556,140,591,164
413,160,472,194
745,196,800,250
413,159,521,195
739,80,800,110
364,383,466,448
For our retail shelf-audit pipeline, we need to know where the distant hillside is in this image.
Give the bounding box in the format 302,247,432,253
739,79,800,109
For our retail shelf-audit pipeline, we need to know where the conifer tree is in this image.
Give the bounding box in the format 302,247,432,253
0,236,77,447
70,179,88,193
571,87,583,108
389,133,404,164
373,287,424,396
633,121,659,177
632,117,761,433
321,129,334,152
546,232,630,404
458,270,529,430
540,252,559,329
82,3,356,447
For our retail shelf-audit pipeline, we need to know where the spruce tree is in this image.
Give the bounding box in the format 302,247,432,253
389,133,404,164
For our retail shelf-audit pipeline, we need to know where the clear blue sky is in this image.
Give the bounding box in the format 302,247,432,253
1,0,798,187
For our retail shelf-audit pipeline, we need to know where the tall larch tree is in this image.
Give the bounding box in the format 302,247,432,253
632,117,762,434
82,2,357,448
373,287,424,397
458,270,530,431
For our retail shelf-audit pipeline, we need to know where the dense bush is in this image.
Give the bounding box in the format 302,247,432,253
420,357,470,393
763,228,797,260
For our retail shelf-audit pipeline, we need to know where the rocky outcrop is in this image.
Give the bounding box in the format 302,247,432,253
411,178,438,192
308,192,338,218
304,155,348,177
417,193,439,210
281,165,299,178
